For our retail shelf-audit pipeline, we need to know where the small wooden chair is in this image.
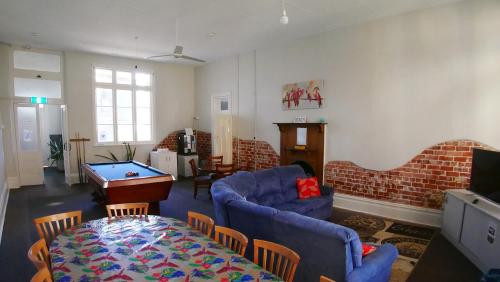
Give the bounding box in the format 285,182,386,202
106,203,149,219
33,210,82,245
214,226,248,256
253,239,301,282
320,275,336,282
189,159,212,199
213,163,235,180
31,266,52,282
28,238,50,270
187,211,214,236
207,155,223,168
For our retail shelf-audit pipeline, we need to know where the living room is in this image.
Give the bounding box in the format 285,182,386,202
0,0,499,281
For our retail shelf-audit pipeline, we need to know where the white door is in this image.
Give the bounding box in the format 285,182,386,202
213,114,233,164
15,104,44,186
61,105,72,185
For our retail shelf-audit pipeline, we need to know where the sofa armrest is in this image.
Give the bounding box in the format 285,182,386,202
346,244,398,282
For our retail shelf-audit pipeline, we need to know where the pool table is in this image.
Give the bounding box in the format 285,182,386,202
82,161,175,215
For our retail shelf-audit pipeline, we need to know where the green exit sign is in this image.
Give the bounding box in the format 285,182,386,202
31,97,47,104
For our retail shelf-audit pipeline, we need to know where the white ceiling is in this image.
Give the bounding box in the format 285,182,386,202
0,0,464,64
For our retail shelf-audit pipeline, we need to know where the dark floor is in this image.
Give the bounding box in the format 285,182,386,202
0,169,482,282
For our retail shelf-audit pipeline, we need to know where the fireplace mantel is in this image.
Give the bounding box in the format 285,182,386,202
274,122,327,183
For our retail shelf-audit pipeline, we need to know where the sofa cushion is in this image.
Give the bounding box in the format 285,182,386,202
222,171,258,203
273,196,332,214
253,168,285,206
297,176,321,199
275,165,306,202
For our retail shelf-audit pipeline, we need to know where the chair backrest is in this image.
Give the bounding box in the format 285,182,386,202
33,210,82,244
253,239,300,282
208,155,223,167
31,266,52,282
189,159,198,177
187,211,214,236
214,226,248,256
214,163,235,179
320,275,336,282
28,238,50,270
106,203,149,219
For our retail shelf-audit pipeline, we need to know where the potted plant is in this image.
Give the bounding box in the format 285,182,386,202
48,139,64,171
95,142,136,162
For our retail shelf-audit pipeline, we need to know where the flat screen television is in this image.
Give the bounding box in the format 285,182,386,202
470,148,500,205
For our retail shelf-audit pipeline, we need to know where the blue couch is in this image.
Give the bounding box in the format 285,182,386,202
211,165,399,282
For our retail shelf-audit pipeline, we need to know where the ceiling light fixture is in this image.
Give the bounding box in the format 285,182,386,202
280,0,289,25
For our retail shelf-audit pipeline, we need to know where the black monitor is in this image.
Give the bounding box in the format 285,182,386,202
470,148,500,205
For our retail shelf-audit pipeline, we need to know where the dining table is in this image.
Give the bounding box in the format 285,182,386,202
49,215,282,282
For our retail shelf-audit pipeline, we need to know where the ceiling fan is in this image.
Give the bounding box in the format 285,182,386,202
147,18,205,63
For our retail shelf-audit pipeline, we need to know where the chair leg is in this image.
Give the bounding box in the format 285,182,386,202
208,184,212,200
193,184,198,199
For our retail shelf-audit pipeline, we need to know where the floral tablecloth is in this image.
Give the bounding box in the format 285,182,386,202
50,216,282,282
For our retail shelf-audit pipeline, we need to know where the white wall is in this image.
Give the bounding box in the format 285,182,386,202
195,0,500,170
65,51,195,175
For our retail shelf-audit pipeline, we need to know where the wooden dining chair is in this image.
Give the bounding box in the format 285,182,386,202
213,163,235,180
189,159,212,199
31,266,52,282
207,155,223,168
320,275,336,282
253,239,301,282
28,238,50,270
106,203,149,219
187,211,214,236
33,210,82,245
214,226,248,256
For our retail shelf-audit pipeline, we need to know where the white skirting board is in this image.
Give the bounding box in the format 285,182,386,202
0,182,10,245
333,193,442,227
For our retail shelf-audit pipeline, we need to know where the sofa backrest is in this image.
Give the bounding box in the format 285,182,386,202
220,165,306,206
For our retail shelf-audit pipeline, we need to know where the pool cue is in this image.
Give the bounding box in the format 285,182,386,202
76,133,82,184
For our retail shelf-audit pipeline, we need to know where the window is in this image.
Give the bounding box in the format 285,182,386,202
13,50,62,99
93,67,153,144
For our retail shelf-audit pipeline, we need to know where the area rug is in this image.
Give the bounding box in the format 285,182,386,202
330,208,436,282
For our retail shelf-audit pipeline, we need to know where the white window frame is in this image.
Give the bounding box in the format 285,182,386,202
92,65,155,146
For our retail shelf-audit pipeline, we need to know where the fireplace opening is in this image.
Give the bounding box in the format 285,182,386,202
292,161,315,177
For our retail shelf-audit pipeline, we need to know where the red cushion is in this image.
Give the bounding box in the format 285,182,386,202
296,177,321,199
362,243,377,257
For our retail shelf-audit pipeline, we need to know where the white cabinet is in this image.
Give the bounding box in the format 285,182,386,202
442,189,500,273
177,154,198,177
150,150,177,179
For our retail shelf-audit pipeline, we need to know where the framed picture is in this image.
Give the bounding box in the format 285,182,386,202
293,116,307,123
282,80,324,110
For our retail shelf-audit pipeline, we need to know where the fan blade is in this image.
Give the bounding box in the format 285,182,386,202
147,54,175,59
180,55,206,63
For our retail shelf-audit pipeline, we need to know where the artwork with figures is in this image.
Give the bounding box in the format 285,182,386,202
282,80,324,110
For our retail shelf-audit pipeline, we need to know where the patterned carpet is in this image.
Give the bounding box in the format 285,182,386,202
330,209,437,282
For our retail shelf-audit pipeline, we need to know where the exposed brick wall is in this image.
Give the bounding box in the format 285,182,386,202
153,130,212,159
324,140,495,209
232,138,280,171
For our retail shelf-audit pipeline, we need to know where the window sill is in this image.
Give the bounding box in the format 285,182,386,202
93,142,155,147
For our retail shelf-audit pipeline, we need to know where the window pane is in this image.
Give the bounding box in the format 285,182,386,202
117,107,132,124
95,88,113,106
136,124,151,141
14,77,62,98
95,68,112,83
116,90,132,107
17,106,39,150
117,125,133,141
96,107,113,124
14,50,61,72
116,71,132,85
136,90,150,107
97,125,114,142
136,108,151,125
135,72,151,87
